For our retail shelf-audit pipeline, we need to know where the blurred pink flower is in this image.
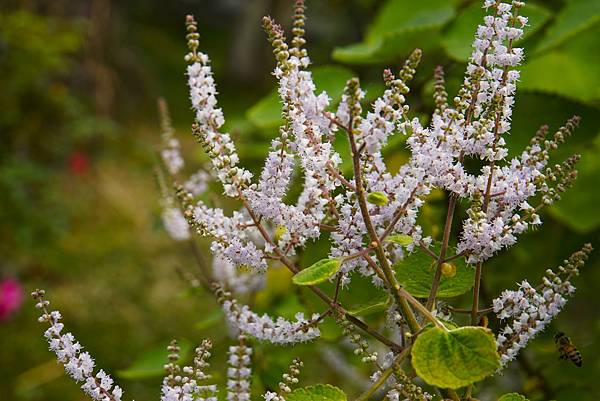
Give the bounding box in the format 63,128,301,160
0,278,23,321
69,151,90,175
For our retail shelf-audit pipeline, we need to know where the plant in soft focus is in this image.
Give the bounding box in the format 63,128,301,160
32,0,594,400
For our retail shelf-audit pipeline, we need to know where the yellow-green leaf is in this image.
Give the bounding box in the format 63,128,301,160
292,258,342,286
411,326,500,389
386,234,413,246
367,191,389,206
287,384,347,401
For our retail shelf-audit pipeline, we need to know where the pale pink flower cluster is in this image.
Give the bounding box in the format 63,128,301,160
212,254,264,295
187,58,253,197
221,297,320,345
32,290,125,401
493,244,591,368
162,206,191,241
494,279,570,368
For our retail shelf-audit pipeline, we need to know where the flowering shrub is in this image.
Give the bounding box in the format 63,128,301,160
32,0,593,400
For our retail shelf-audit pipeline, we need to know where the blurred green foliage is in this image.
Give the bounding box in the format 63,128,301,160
1,1,599,401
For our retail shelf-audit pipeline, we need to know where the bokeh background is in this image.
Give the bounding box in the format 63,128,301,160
1,0,599,400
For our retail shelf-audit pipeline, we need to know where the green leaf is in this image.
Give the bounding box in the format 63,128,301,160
246,91,280,130
118,339,192,379
393,243,474,298
194,310,223,331
337,272,391,316
535,0,600,54
332,0,455,64
442,2,551,62
520,25,600,105
386,234,413,246
286,384,347,401
498,393,530,401
411,326,500,389
367,191,389,206
247,65,354,129
550,137,600,233
292,258,342,286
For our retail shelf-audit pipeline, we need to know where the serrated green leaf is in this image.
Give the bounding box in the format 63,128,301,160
292,258,342,286
498,393,530,401
247,65,354,129
535,0,600,54
366,0,455,40
386,234,413,246
520,25,600,105
332,0,454,64
442,2,551,62
411,326,500,389
118,339,192,379
286,384,347,401
393,243,474,298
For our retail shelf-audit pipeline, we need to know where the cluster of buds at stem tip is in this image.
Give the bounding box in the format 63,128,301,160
386,369,432,401
226,336,252,401
280,358,303,393
160,339,218,401
184,15,200,63
335,311,378,364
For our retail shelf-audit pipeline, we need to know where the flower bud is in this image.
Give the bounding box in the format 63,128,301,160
367,191,389,206
440,262,456,278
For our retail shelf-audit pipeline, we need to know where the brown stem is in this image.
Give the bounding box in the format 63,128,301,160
471,262,483,325
378,187,419,242
346,115,420,334
240,195,403,352
443,250,466,263
426,194,458,310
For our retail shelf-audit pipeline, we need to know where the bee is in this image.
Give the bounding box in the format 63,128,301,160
478,314,489,329
554,332,582,367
